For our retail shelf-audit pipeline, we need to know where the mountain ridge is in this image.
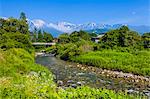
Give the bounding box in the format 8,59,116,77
28,19,150,37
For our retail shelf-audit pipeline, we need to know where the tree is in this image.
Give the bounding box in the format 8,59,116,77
58,33,70,44
56,43,80,60
69,30,91,43
20,12,27,21
99,26,141,48
0,18,33,52
32,28,38,42
43,31,53,42
19,12,29,35
89,33,97,37
37,30,43,42
119,25,130,31
78,30,91,41
0,14,34,52
70,31,80,42
0,18,29,34
142,33,150,48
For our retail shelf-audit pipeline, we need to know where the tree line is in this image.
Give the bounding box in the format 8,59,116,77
49,26,150,60
0,12,54,52
0,12,33,52
99,26,150,49
31,28,53,43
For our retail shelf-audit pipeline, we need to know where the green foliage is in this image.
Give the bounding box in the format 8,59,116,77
0,48,60,98
43,31,53,42
0,48,139,98
0,14,33,52
142,32,150,48
70,30,91,42
0,13,149,98
0,32,33,52
58,86,141,99
19,12,29,35
89,32,98,37
99,26,142,49
55,39,94,60
56,30,95,60
20,12,27,21
45,45,57,54
58,33,70,44
0,49,38,77
58,30,91,44
71,50,150,76
37,30,43,42
31,28,38,42
55,43,80,60
0,17,29,35
32,29,53,43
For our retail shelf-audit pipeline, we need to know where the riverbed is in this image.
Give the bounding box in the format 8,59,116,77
36,56,150,97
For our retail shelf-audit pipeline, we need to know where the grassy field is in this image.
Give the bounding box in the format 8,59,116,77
0,48,144,98
71,50,150,76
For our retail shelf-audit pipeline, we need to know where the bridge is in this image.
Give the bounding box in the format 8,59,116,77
32,42,56,46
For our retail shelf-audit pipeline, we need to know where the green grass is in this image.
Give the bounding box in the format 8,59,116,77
0,48,146,98
58,86,144,99
0,48,59,98
71,50,150,76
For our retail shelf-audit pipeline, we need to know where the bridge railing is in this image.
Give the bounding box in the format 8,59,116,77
32,42,56,46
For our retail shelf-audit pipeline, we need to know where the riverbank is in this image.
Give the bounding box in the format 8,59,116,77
75,63,150,90
76,62,149,80
70,50,150,96
44,48,150,96
1,49,139,98
0,48,59,98
36,56,150,97
71,50,150,76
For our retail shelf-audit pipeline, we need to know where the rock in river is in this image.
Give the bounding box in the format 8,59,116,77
67,80,74,83
57,80,63,86
71,84,77,88
77,82,82,86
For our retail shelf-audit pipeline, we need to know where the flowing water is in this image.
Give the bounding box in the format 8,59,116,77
36,56,150,97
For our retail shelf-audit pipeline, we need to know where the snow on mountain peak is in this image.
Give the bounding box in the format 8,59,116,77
28,19,150,37
29,20,125,33
46,21,77,33
1,17,149,37
31,19,46,28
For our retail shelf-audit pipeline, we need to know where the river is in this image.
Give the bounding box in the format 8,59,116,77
36,55,150,97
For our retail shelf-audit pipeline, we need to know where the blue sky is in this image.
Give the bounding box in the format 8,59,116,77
0,0,150,26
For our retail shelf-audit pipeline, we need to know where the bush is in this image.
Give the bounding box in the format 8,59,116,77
0,33,33,53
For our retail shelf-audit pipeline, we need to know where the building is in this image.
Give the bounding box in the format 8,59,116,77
91,34,104,43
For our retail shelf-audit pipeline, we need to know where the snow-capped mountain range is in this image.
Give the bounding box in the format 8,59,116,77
1,17,149,37
28,19,150,37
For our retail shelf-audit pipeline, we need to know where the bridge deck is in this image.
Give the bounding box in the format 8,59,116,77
32,42,56,46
